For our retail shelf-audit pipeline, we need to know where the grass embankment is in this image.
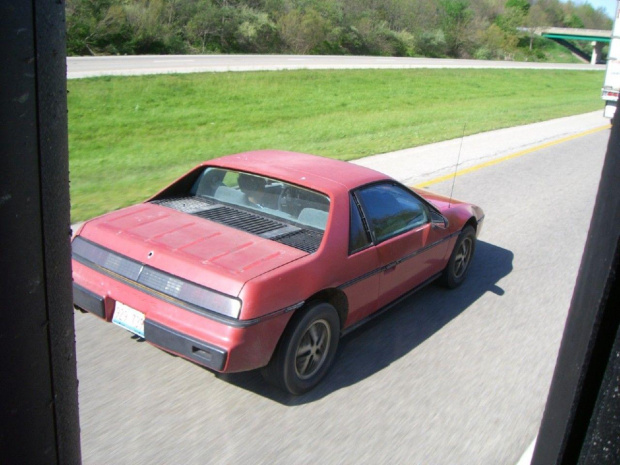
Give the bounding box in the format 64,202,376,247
69,68,604,221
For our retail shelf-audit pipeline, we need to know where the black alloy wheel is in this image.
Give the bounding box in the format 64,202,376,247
262,302,340,395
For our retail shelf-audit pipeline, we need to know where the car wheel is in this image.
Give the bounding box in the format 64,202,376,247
262,302,340,395
440,225,476,289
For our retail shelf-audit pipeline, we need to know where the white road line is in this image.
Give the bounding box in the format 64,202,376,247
516,437,537,465
152,60,196,63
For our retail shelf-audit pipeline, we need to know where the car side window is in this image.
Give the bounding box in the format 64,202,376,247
349,195,372,254
355,183,429,243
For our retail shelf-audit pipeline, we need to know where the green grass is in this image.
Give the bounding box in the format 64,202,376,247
69,68,604,221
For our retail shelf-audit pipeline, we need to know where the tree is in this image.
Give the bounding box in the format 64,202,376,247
506,0,529,15
478,23,519,59
526,3,549,50
438,0,474,57
64,0,612,58
278,8,330,54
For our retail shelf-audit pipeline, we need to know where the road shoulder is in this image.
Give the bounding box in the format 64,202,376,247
352,111,610,186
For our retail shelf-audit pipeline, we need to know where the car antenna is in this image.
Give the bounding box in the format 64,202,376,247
449,123,466,208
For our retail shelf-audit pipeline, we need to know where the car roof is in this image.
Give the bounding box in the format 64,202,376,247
205,150,389,193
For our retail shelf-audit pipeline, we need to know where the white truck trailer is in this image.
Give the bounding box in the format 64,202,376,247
603,0,620,118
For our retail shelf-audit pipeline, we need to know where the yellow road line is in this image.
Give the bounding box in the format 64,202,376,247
414,124,611,188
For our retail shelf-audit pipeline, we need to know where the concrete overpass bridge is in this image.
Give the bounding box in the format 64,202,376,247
536,27,612,64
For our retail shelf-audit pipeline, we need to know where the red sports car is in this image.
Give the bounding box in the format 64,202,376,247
72,150,484,394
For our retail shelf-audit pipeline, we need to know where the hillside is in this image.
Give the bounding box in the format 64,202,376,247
66,0,612,61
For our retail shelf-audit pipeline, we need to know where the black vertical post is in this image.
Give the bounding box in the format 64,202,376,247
0,0,81,463
532,114,620,464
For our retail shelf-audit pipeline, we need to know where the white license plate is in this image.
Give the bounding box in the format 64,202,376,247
113,302,145,338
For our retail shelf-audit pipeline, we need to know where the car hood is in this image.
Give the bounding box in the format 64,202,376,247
413,188,467,211
76,203,308,297
414,188,484,230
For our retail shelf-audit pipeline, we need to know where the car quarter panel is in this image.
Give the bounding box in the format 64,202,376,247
238,183,382,329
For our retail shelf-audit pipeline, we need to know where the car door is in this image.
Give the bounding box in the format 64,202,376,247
341,195,382,327
354,182,449,309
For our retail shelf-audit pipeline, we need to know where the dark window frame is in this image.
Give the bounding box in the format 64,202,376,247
348,193,373,255
349,181,435,252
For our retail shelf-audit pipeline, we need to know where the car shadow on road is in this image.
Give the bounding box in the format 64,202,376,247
217,240,513,404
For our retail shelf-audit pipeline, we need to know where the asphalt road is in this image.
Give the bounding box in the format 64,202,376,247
66,54,604,78
74,112,611,464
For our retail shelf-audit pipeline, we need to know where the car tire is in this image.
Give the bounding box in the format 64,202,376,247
262,302,340,395
440,225,476,289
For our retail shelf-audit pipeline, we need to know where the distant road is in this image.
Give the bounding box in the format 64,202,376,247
66,54,604,78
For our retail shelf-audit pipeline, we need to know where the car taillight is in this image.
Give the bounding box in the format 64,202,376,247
72,236,242,319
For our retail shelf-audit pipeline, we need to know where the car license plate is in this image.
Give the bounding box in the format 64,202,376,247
113,302,145,338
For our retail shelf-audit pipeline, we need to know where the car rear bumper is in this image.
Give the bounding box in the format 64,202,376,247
74,283,228,370
73,282,106,319
145,319,227,371
72,260,293,373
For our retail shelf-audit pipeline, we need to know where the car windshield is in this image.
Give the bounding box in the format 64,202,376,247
191,167,331,232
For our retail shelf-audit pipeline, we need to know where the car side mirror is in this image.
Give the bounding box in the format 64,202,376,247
430,211,449,229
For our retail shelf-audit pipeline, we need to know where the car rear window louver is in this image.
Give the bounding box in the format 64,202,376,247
151,197,323,254
275,230,323,254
